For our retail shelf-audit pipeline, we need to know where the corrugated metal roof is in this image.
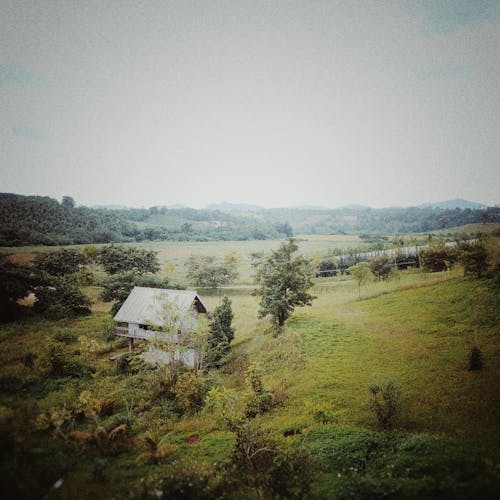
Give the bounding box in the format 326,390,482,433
113,287,207,326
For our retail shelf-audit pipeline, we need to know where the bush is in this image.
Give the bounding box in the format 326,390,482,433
369,380,401,430
115,353,149,375
174,371,207,414
369,255,393,280
306,426,498,499
420,245,458,272
52,330,77,344
245,363,275,418
228,420,313,498
42,342,92,378
306,401,337,424
468,346,484,370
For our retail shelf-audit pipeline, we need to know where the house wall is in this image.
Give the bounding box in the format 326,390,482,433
143,345,198,369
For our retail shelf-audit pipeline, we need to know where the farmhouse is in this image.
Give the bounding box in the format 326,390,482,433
113,286,208,368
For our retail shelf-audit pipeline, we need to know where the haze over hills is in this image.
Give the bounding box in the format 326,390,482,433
417,199,489,210
182,199,491,212
1,192,499,247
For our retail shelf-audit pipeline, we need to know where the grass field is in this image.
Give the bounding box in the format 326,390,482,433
0,235,364,284
0,237,499,497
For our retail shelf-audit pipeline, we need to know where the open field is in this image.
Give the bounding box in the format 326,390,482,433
0,235,364,284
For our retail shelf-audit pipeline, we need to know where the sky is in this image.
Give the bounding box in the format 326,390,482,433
1,0,499,209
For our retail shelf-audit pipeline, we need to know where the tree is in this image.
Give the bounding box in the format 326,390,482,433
33,249,86,277
369,255,393,280
253,239,315,327
100,273,175,315
61,196,75,210
185,253,239,289
274,222,293,237
99,245,160,275
33,276,91,319
419,243,458,272
458,241,488,278
0,261,32,322
348,262,373,299
207,296,235,364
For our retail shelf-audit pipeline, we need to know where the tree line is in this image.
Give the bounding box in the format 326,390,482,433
1,192,498,247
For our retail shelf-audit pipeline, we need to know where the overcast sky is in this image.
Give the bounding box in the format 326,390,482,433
1,1,499,208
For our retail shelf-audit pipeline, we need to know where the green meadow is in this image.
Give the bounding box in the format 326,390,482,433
0,237,499,498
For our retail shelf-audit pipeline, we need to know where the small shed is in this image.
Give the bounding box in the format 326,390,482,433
113,286,208,367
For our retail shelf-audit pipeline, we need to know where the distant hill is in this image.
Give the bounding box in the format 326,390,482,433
336,204,371,210
206,202,265,212
417,198,488,210
1,192,498,246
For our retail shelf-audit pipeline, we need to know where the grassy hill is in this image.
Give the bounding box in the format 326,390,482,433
0,258,499,497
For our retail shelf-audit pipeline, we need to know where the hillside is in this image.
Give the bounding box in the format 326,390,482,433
0,258,498,497
1,192,499,247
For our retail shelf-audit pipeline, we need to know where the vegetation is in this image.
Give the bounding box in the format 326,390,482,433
207,296,235,365
0,234,499,498
253,238,315,327
348,261,373,298
185,251,239,289
1,193,498,246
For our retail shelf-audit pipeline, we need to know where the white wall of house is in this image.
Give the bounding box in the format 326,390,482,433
143,345,198,368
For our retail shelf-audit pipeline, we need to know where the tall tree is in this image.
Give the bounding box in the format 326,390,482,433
253,239,315,327
207,296,235,364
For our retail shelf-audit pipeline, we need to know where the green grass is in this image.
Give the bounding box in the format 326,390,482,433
1,255,499,497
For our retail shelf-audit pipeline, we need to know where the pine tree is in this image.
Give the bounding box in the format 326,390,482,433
207,296,234,363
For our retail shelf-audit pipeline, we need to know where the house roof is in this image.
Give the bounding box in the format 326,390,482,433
113,287,207,326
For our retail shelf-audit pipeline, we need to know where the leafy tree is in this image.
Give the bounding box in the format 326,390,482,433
61,196,75,210
458,241,488,278
419,240,458,272
348,262,373,299
185,253,239,289
274,222,294,237
253,238,315,327
207,296,235,364
33,249,86,277
100,273,174,315
0,261,32,322
99,245,160,275
33,277,91,319
369,255,393,280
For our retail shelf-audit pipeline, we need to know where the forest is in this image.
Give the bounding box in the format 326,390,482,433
1,192,498,246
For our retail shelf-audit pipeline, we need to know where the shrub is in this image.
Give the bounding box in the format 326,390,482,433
174,371,207,414
306,401,337,424
245,363,275,418
369,380,401,430
115,353,149,375
229,420,313,498
468,346,484,371
42,342,92,378
369,255,393,280
22,352,37,368
420,245,458,272
52,330,77,344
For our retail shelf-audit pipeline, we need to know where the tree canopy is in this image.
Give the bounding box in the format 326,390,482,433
99,245,160,275
253,239,315,327
185,253,239,289
348,262,373,299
